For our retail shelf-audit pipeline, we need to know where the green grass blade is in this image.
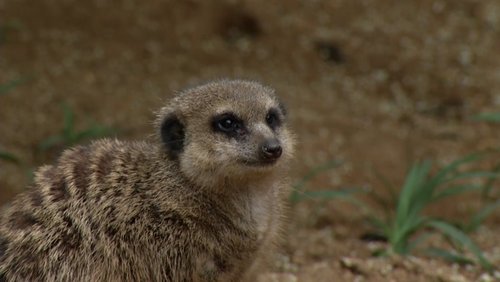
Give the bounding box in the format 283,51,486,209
295,188,368,210
73,126,114,142
367,216,391,235
482,164,500,199
366,188,394,223
426,220,492,270
0,151,20,164
432,184,484,202
291,186,363,203
372,167,399,203
293,159,343,190
39,104,115,151
370,168,399,219
62,103,75,138
395,161,431,230
407,232,432,253
445,171,500,182
391,215,427,254
472,112,500,123
296,188,362,199
464,200,500,233
424,247,475,265
38,135,64,151
0,78,24,95
395,163,422,221
290,159,343,202
429,153,485,187
371,248,389,257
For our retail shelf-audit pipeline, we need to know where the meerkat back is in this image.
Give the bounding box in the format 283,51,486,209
0,79,294,281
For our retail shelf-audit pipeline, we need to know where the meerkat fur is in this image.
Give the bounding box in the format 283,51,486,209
0,79,295,281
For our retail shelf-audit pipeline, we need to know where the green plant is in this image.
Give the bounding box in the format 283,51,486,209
460,199,500,233
471,112,500,198
0,150,38,183
481,163,500,199
290,159,365,205
472,112,500,123
0,78,24,96
0,151,20,164
291,159,342,202
38,103,115,151
292,151,498,270
368,154,498,270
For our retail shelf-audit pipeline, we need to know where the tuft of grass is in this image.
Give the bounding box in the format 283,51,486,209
38,103,115,151
471,112,500,198
0,151,20,164
290,159,343,202
290,159,366,206
293,152,498,270
472,112,500,123
481,163,500,199
460,199,500,233
0,78,25,96
368,154,498,270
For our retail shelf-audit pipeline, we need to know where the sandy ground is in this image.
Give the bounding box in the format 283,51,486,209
1,0,500,280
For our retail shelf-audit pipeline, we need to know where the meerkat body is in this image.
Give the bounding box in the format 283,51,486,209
0,80,294,281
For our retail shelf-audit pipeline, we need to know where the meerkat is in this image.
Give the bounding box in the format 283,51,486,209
0,79,295,281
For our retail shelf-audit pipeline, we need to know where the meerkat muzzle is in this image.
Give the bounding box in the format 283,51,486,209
259,138,282,162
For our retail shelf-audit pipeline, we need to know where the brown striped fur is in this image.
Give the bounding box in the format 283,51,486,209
0,80,294,281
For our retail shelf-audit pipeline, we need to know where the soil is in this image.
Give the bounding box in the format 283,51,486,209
1,0,499,281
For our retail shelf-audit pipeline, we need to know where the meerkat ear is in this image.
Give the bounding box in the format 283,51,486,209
161,115,185,159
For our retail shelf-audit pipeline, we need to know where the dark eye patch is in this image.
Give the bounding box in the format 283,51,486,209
211,112,246,138
266,108,282,130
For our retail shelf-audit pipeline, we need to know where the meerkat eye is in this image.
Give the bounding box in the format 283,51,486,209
219,118,236,130
212,113,244,135
266,108,281,129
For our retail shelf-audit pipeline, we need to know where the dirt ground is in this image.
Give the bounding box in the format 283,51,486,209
1,0,500,281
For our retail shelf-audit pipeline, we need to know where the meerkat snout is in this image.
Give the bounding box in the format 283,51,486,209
259,138,282,162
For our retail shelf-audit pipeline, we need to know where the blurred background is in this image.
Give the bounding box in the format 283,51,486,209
1,0,499,280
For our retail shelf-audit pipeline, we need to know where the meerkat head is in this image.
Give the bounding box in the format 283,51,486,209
157,79,294,189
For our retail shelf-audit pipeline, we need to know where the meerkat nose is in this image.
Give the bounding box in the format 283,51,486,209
260,139,282,161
